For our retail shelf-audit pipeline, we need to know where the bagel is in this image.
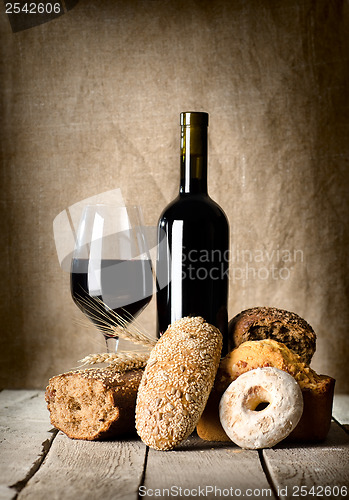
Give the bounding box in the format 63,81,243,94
219,367,303,449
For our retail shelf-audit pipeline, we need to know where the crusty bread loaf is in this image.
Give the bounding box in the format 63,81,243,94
197,339,335,443
45,366,143,440
288,375,335,441
228,307,316,364
136,316,222,451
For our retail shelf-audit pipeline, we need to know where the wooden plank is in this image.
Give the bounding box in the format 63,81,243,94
142,434,274,499
0,390,56,500
333,394,349,429
262,422,349,499
18,432,147,500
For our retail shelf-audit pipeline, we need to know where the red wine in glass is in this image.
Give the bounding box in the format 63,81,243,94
70,205,153,352
71,258,152,336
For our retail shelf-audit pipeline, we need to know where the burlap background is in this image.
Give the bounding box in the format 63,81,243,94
0,0,348,391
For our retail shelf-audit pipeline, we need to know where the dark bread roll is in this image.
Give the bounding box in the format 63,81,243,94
45,366,143,440
228,306,316,364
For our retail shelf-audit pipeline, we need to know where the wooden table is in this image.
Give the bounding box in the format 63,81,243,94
0,391,348,500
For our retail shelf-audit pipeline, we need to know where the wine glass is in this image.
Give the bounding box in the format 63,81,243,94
70,205,153,352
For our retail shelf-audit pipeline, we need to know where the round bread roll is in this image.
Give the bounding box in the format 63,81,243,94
218,338,318,389
228,306,316,364
219,367,304,449
135,316,222,451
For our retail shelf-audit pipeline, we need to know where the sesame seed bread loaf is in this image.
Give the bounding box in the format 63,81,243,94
135,316,223,451
197,339,335,443
228,307,316,364
45,366,143,440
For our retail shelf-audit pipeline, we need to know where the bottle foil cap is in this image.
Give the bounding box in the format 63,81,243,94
180,112,209,127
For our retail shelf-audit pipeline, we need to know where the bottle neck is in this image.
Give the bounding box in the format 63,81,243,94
179,124,208,195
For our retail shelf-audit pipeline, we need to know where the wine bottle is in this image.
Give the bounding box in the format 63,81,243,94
156,112,230,355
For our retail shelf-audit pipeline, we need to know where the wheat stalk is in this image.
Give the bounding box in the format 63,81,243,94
77,351,150,371
74,294,157,348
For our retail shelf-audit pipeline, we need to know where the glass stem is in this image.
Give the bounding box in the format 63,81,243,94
105,336,119,353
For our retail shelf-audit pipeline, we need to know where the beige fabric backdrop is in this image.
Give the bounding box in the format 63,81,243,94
0,0,348,391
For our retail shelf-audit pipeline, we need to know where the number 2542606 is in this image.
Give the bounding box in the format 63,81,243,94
291,485,347,497
5,3,62,14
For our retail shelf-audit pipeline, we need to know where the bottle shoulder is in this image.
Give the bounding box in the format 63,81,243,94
159,193,228,225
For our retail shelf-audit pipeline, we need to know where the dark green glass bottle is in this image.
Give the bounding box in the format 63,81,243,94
156,112,230,355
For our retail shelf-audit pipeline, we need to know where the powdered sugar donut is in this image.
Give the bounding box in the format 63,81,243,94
219,367,303,449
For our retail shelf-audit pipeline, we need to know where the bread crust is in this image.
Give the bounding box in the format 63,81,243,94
135,316,222,451
228,307,316,364
45,367,143,440
289,376,335,441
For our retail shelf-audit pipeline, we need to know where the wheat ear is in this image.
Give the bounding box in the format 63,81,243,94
77,351,150,371
74,294,157,348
